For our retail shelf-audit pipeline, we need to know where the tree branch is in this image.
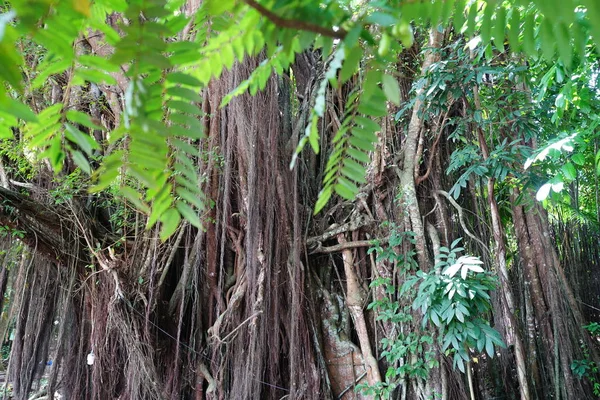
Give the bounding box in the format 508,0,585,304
0,186,67,260
310,238,387,254
306,216,374,247
242,0,347,39
416,109,449,186
435,190,489,255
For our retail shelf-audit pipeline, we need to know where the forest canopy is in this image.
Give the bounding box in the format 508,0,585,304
0,0,599,399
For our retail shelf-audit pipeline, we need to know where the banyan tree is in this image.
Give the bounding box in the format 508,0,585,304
0,0,599,399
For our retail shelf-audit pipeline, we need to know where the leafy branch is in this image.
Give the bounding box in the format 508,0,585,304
242,0,346,39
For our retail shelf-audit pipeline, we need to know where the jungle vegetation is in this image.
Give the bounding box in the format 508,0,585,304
0,0,599,399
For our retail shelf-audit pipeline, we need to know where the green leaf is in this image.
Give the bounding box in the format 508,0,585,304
366,12,396,26
561,162,577,180
314,187,333,214
5,99,37,122
358,101,387,117
508,9,521,53
74,68,117,85
166,72,202,87
485,337,495,358
351,126,378,143
493,6,506,50
64,123,95,155
167,100,203,116
66,110,103,131
175,187,204,210
440,0,455,25
572,153,585,166
32,58,71,89
347,147,371,163
453,0,467,31
206,0,235,15
583,0,600,53
355,116,380,132
43,136,65,172
337,176,359,196
78,54,119,73
159,208,181,241
340,45,362,83
554,22,572,68
119,186,150,213
71,150,91,174
341,165,366,184
349,136,375,152
307,115,320,153
167,86,203,103
539,18,555,61
334,181,355,200
522,12,536,56
172,138,199,155
176,200,202,229
221,43,235,70
382,73,401,106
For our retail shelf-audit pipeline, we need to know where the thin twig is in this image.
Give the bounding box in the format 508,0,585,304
310,238,386,254
436,190,490,256
242,0,346,39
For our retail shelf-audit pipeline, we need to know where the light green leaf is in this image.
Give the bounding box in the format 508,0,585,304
206,0,235,15
561,162,577,180
334,182,355,200
119,186,150,213
337,176,359,197
221,44,235,70
71,150,91,174
347,147,370,163
65,123,95,155
493,6,505,50
340,46,362,83
167,86,203,103
175,187,204,210
307,115,320,153
66,110,103,131
554,22,572,68
508,9,520,53
74,68,117,85
539,18,555,61
6,99,37,122
522,12,536,56
366,12,396,26
176,200,202,229
166,72,202,87
349,136,375,152
382,73,401,106
159,208,181,241
314,187,333,215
